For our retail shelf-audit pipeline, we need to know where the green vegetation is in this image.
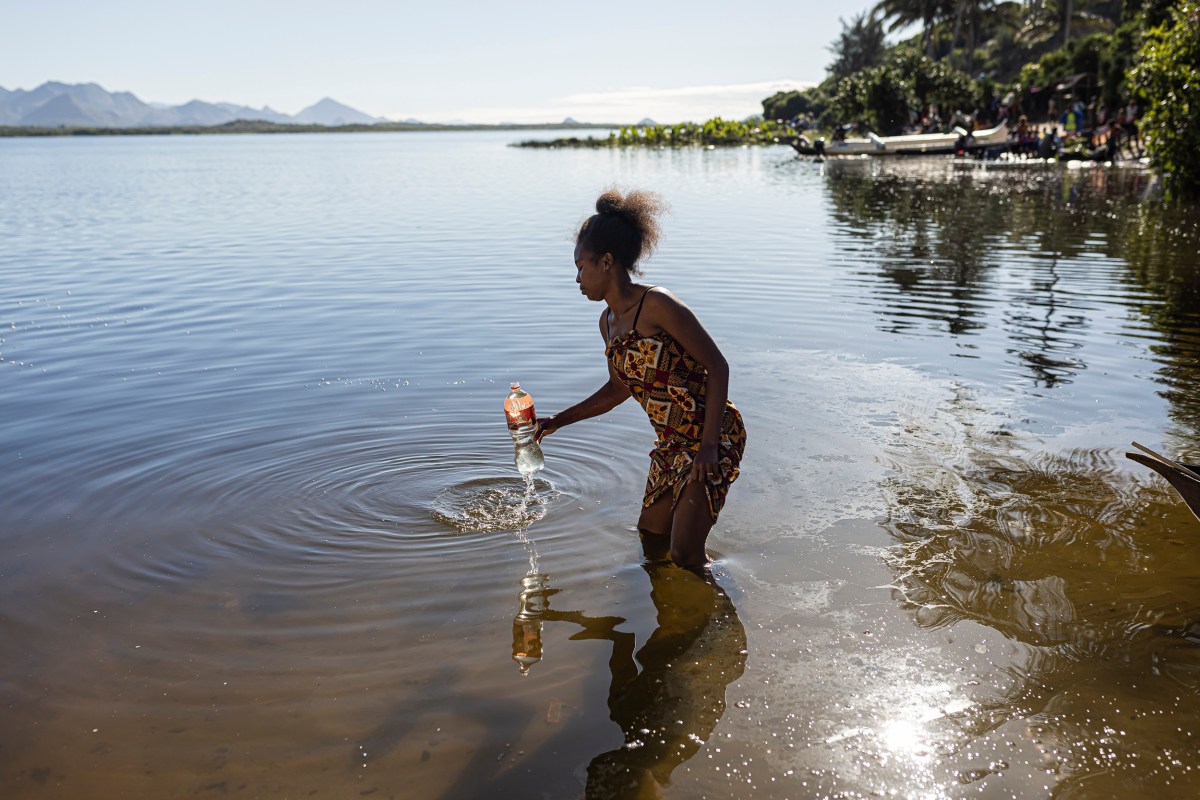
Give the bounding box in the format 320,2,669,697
825,50,980,135
1128,1,1200,199
516,118,789,149
789,0,1199,192
761,86,829,122
827,12,889,80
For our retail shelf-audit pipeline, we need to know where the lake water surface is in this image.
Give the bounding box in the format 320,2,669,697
2,131,1199,799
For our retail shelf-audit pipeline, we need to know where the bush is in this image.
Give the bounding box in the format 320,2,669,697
827,54,979,135
1128,0,1200,199
762,86,829,122
1100,20,1144,106
831,65,910,135
899,53,979,117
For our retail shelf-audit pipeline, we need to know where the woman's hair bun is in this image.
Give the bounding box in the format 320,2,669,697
596,192,624,217
578,188,666,275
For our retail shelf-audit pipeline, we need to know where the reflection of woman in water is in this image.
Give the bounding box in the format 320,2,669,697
537,189,747,570
546,538,747,799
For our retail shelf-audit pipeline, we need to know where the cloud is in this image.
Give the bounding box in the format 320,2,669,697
389,78,816,125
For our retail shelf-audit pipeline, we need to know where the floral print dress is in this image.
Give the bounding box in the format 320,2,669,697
605,288,747,520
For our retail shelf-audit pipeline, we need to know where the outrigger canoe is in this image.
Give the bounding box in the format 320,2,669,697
792,122,1011,157
1127,441,1200,524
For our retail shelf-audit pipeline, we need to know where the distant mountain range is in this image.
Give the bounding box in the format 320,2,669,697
0,82,386,128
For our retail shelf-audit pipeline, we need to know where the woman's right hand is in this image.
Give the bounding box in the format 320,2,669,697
535,415,559,443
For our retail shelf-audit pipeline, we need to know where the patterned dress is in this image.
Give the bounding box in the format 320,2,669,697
605,288,747,520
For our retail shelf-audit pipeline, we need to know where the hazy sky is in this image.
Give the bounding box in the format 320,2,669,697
7,0,883,123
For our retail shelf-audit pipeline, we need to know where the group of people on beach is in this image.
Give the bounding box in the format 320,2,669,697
1008,93,1142,161
789,86,1143,162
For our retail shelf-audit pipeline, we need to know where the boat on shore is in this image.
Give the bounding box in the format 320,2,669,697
792,122,1011,158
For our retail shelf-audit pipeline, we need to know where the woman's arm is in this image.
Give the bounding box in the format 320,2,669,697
536,313,631,442
536,370,629,442
642,290,730,484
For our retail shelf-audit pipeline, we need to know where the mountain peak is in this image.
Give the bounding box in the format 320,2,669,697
294,97,380,126
0,81,359,128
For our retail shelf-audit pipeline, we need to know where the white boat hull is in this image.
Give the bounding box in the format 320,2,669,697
797,123,1011,157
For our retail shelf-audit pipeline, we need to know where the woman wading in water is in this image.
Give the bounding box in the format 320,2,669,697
536,189,746,570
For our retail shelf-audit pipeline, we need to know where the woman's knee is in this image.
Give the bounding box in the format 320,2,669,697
637,495,674,536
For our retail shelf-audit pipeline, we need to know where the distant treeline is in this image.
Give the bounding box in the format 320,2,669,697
0,119,617,138
516,118,788,149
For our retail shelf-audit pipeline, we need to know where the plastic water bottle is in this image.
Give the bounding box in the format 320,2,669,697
504,382,544,476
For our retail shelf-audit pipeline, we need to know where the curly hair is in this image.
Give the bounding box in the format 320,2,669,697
576,188,667,275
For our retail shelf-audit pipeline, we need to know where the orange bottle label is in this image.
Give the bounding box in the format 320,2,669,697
504,397,536,427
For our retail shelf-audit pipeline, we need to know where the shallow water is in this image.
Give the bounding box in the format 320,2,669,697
2,133,1199,799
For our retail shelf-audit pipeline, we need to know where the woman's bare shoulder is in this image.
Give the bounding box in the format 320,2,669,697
642,286,693,317
642,285,686,309
638,286,699,336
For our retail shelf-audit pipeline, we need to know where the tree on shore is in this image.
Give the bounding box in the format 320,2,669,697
875,0,955,58
949,0,1006,74
1129,0,1200,199
828,12,891,80
762,86,828,122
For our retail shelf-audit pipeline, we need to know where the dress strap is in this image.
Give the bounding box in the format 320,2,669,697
631,286,657,331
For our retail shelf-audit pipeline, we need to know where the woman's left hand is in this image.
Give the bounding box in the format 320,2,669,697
689,443,721,484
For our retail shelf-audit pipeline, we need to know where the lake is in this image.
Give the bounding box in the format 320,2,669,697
2,130,1199,799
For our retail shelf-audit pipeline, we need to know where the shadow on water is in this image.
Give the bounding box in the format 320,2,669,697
572,537,747,800
357,535,747,800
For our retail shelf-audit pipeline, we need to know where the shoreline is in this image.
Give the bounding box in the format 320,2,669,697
0,119,618,139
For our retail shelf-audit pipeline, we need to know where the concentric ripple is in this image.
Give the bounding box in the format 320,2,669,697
430,475,555,533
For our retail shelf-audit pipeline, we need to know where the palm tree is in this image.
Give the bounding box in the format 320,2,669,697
1014,0,1119,49
949,0,1002,73
874,0,956,58
828,12,890,79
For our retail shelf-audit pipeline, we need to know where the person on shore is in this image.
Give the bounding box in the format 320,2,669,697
1038,127,1059,159
1061,105,1079,140
536,189,747,572
1014,115,1034,154
1124,98,1141,155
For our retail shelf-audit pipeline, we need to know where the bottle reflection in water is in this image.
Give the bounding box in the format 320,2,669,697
511,573,549,675
503,382,544,476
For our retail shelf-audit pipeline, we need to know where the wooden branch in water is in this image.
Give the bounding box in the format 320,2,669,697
1127,441,1200,524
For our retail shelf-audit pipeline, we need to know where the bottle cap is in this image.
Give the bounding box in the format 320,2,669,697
510,382,520,391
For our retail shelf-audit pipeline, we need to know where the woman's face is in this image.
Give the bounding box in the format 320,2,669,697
574,243,609,302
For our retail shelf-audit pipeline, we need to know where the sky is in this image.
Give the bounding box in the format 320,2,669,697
6,0,883,124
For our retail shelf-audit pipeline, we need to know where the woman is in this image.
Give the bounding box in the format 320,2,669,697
536,189,746,571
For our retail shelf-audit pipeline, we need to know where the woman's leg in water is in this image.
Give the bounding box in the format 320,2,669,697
637,481,715,572
637,490,673,536
667,480,716,571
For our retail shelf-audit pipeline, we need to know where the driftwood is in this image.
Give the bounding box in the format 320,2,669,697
1126,441,1200,523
